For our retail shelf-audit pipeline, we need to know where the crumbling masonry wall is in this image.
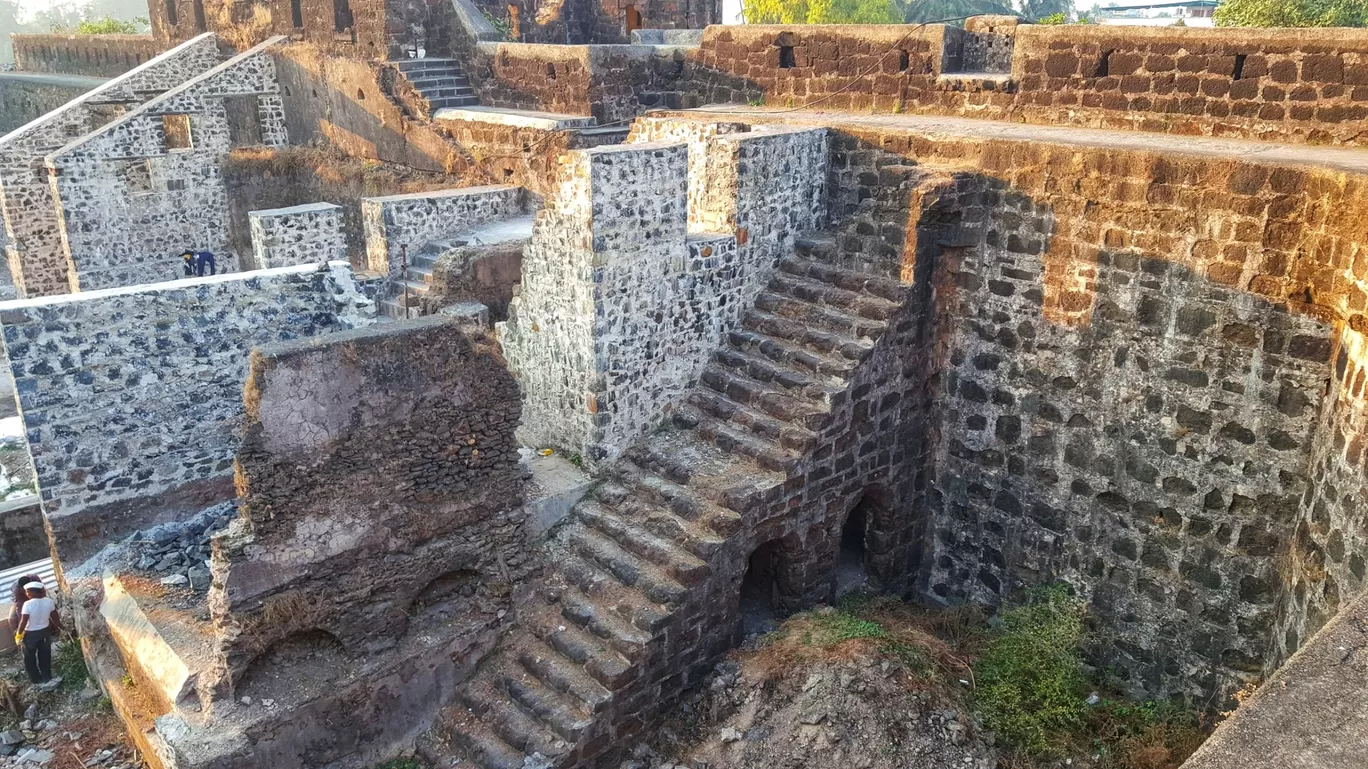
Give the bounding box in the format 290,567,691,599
47,37,288,292
187,316,529,768
0,261,376,565
0,33,224,298
248,201,347,268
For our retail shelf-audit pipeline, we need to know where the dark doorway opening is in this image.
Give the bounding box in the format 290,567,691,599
625,4,643,32
837,496,874,597
192,0,206,31
739,540,783,638
290,0,303,28
164,0,178,26
335,0,354,32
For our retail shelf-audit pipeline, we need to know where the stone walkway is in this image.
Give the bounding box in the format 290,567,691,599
672,105,1368,175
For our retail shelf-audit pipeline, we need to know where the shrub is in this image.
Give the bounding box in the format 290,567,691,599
973,585,1088,758
1214,0,1368,27
1037,11,1070,23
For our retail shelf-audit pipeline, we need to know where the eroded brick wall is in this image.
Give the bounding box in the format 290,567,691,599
0,261,376,565
12,34,161,77
218,316,526,677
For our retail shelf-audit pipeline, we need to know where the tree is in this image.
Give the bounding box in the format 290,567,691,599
1016,0,1072,21
1214,0,1368,26
744,0,902,23
898,0,1016,23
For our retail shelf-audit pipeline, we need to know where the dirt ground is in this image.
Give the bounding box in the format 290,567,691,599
0,637,140,769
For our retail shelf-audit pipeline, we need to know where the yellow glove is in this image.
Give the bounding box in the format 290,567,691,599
13,632,21,646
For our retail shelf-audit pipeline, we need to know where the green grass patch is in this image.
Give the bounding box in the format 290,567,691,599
371,759,425,769
52,640,90,691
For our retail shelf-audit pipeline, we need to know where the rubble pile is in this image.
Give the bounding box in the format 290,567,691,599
128,502,236,591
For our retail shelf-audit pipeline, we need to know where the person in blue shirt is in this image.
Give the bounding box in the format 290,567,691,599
196,251,217,277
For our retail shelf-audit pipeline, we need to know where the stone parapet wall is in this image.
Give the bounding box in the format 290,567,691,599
0,261,376,564
0,33,224,299
361,185,526,277
0,74,106,136
248,202,348,268
47,37,288,292
682,22,1368,147
468,41,694,123
12,34,162,78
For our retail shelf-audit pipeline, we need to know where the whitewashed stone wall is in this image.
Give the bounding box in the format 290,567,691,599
249,202,347,268
0,261,375,559
361,185,527,278
500,125,826,466
0,34,224,299
46,37,288,292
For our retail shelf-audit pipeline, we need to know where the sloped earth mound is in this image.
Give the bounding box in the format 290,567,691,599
629,603,998,769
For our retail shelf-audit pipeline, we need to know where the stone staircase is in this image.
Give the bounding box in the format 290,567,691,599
395,57,479,110
424,238,908,769
378,244,438,320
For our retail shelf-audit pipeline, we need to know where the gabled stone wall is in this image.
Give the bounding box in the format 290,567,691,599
0,33,224,299
46,37,288,292
248,201,348,268
0,261,375,565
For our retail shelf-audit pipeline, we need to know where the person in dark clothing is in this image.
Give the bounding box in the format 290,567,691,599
196,251,217,277
14,581,61,687
6,573,43,631
181,250,197,277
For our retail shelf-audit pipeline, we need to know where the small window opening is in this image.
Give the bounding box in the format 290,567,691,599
356,88,365,100
898,50,910,72
123,160,152,193
546,63,557,80
837,497,873,597
291,0,303,28
739,540,783,638
166,178,186,191
162,114,192,150
164,0,178,25
1096,50,1112,77
507,4,520,39
502,168,515,180
192,0,206,31
625,4,643,32
779,45,796,69
1233,54,1247,80
334,0,353,32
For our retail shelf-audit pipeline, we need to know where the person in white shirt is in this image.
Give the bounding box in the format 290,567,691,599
15,581,61,687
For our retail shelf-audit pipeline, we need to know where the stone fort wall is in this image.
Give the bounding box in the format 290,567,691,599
0,261,376,565
12,34,162,78
0,34,224,299
47,37,288,292
686,111,1368,697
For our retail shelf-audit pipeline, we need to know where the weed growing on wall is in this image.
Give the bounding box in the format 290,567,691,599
52,639,90,691
973,585,1089,758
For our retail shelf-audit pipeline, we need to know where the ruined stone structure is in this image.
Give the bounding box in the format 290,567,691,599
248,202,348,267
4,8,1368,769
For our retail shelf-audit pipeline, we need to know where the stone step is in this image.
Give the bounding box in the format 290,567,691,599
379,298,424,320
421,85,478,99
408,75,470,89
688,388,818,453
768,270,902,322
397,278,430,295
611,463,743,537
430,95,482,109
698,365,833,429
793,235,836,261
674,405,798,474
725,328,859,380
594,481,725,560
502,672,594,743
514,636,613,714
711,346,845,406
625,437,772,519
442,717,526,769
741,308,877,363
395,57,463,72
754,291,888,340
557,585,652,658
565,524,690,607
556,551,671,634
457,678,566,759
406,264,434,282
530,608,635,689
576,500,711,586
780,255,910,303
